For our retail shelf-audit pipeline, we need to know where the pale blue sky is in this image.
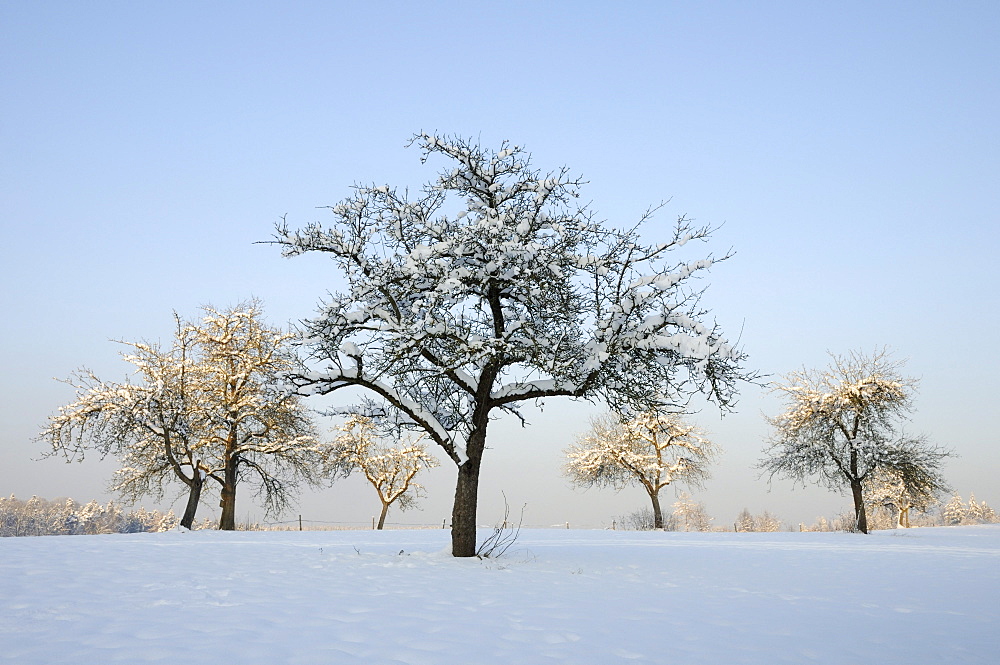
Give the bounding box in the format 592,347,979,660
3,1,998,528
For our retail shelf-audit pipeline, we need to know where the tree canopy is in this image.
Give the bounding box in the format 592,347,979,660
565,411,716,529
276,132,751,555
759,349,951,533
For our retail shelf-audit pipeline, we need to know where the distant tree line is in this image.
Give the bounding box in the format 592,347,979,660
0,495,190,537
614,492,999,533
941,493,998,526
617,503,783,532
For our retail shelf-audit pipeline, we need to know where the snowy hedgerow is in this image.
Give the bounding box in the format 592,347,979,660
275,133,751,556
565,411,716,529
759,349,952,534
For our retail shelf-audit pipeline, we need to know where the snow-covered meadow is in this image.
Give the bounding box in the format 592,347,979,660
2,525,997,664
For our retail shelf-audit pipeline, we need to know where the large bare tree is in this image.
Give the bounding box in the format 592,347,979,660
275,132,751,556
758,349,951,533
564,412,715,529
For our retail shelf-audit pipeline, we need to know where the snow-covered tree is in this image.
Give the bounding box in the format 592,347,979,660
40,315,210,527
942,494,966,525
275,133,751,556
325,415,439,529
758,349,951,534
1,495,36,536
564,411,715,529
190,302,323,529
155,509,179,532
736,508,755,533
864,467,942,528
757,511,783,532
966,493,984,523
671,492,712,532
40,301,322,529
736,508,782,532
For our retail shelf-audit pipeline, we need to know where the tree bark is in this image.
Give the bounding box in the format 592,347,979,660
179,473,203,529
451,459,482,556
377,501,389,530
649,489,663,530
219,455,239,531
450,393,491,557
850,479,868,534
847,443,868,534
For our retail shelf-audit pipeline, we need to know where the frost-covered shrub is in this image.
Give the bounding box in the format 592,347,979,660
800,516,832,532
616,499,720,532
616,507,657,531
831,512,861,532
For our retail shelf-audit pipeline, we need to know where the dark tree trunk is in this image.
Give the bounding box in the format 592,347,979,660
451,418,489,557
649,490,664,530
848,443,868,534
179,473,203,529
451,459,482,557
850,479,868,534
377,501,389,530
219,455,239,531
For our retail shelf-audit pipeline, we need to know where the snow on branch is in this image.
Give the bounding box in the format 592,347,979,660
275,132,752,472
759,348,953,534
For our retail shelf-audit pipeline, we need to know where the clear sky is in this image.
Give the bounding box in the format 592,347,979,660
3,1,998,529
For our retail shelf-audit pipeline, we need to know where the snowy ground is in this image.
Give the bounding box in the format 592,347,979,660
2,526,998,664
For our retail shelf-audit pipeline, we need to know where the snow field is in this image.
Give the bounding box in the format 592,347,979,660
2,526,998,664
